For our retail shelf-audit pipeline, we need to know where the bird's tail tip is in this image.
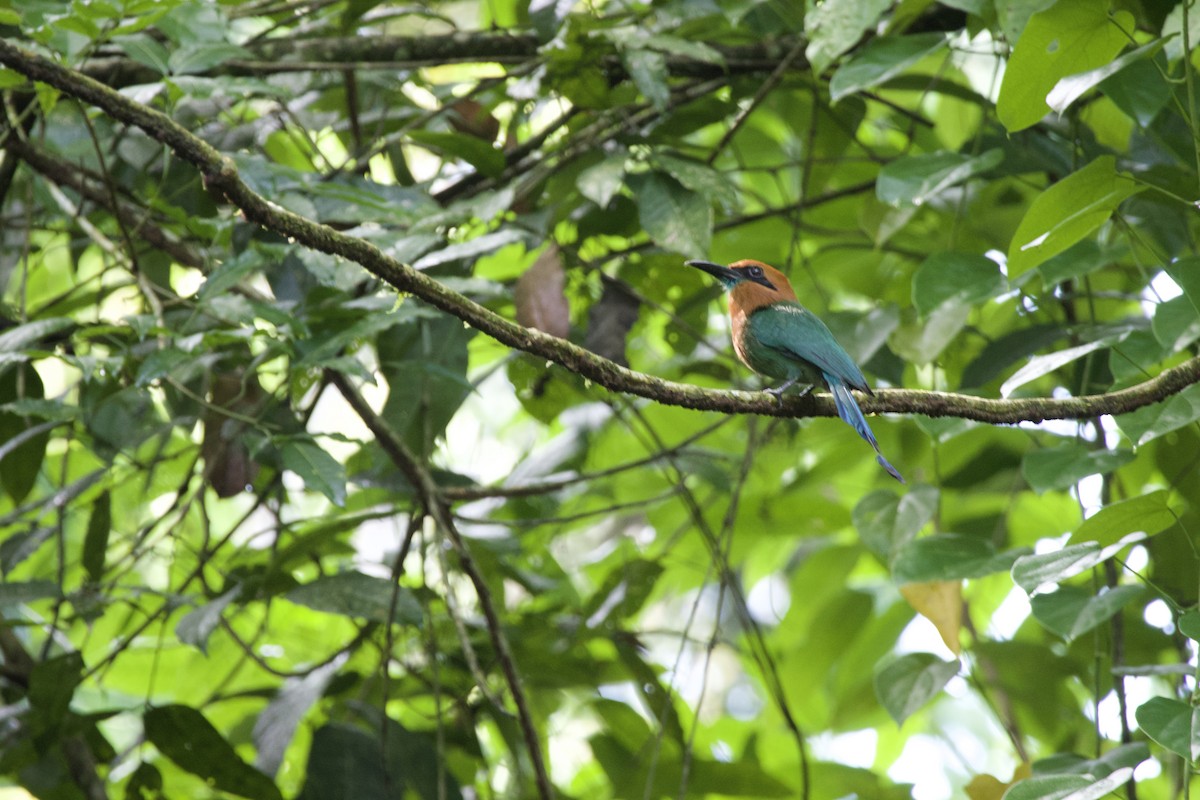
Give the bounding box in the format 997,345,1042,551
877,455,905,484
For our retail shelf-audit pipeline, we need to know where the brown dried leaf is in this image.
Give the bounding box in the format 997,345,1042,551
515,246,571,338
448,98,500,143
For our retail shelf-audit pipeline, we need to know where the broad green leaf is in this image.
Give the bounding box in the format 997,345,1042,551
0,580,59,604
1101,52,1171,127
176,587,241,654
0,317,74,354
997,0,1134,132
28,652,84,725
379,312,475,460
1038,240,1109,285
1179,610,1200,641
999,331,1128,397
634,172,711,259
255,656,346,777
280,439,347,506
1011,533,1145,593
1116,382,1200,445
804,0,890,73
380,715,465,800
829,33,949,101
407,130,506,178
0,363,48,503
877,149,1003,208
911,252,1005,315
1021,444,1134,493
622,48,669,110
1074,490,1174,546
1135,697,1195,761
891,534,1029,583
889,301,970,365
853,484,938,561
1007,156,1143,280
286,571,422,625
1004,770,1135,800
578,153,627,208
297,724,391,800
145,705,283,800
1046,40,1167,115
651,153,738,210
167,42,251,75
412,229,527,270
1029,584,1143,642
1165,256,1200,319
81,491,111,582
874,653,959,725
1163,0,1200,62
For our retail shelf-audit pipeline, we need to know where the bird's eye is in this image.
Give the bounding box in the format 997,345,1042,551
749,266,762,277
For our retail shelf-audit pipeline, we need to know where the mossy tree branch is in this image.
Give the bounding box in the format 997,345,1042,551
2,38,1197,426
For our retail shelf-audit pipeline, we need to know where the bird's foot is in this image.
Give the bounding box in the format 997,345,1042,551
765,380,812,403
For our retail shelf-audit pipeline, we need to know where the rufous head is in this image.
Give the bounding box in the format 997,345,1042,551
685,259,798,308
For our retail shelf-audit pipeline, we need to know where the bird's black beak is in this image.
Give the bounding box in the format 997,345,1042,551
685,259,740,284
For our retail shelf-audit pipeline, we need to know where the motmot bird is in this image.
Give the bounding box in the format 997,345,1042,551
686,259,905,484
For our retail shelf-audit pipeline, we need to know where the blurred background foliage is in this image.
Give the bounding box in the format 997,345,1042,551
1,0,1199,798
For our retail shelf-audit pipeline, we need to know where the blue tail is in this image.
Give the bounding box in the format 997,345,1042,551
826,375,905,484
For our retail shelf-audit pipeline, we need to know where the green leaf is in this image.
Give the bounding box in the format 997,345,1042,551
891,534,1029,583
117,34,171,74
412,229,527,270
873,653,958,725
1165,256,1200,319
876,149,1003,208
82,491,111,582
0,580,59,604
286,571,422,625
144,705,283,800
1011,533,1145,593
1007,156,1143,280
805,0,891,73
999,331,1128,397
1046,39,1168,116
1116,382,1200,446
0,363,49,503
255,658,345,777
297,724,391,800
0,317,74,355
996,0,1134,132
1074,490,1175,546
1004,770,1135,800
852,484,938,561
1030,584,1143,642
1021,444,1135,493
578,152,627,208
176,587,240,655
378,312,474,460
622,48,669,110
911,252,1006,315
829,33,948,102
1135,697,1196,761
280,439,347,506
28,652,84,726
167,42,251,75
407,130,506,179
1101,51,1171,127
651,153,739,210
1179,610,1200,641
634,172,711,259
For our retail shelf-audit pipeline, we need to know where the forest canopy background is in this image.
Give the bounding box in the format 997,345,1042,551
2,0,1200,799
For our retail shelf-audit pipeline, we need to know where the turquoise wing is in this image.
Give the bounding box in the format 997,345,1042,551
746,303,870,391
